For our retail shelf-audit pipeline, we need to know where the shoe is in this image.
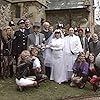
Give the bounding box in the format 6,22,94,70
93,85,98,92
17,86,23,92
70,82,76,87
33,81,37,86
79,83,86,89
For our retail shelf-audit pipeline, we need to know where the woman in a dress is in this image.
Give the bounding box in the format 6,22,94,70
49,29,67,84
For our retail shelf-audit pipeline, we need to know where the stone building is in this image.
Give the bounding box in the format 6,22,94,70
46,0,92,30
0,0,11,28
0,0,47,29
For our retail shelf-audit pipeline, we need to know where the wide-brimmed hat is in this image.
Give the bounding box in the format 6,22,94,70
33,22,41,28
17,19,25,25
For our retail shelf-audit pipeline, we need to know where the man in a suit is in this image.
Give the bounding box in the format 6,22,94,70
84,28,93,52
25,19,33,35
27,22,45,48
27,22,45,73
89,33,100,57
12,19,29,63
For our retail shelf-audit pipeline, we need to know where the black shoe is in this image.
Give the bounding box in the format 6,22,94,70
93,85,98,92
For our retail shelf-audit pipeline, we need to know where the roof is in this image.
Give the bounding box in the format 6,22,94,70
46,0,89,10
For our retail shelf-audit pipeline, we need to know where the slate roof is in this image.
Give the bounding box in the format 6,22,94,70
47,0,88,10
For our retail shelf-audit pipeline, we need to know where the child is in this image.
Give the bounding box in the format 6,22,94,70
29,46,47,84
16,50,37,91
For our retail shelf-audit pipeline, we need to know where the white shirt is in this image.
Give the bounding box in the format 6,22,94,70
32,57,41,69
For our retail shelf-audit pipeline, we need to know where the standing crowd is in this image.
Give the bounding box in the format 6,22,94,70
0,19,100,92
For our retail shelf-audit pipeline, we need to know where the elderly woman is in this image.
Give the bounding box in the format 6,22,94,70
1,26,14,78
16,50,37,91
48,29,67,84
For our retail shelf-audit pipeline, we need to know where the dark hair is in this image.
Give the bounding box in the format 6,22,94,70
75,52,85,62
78,28,83,33
87,53,95,64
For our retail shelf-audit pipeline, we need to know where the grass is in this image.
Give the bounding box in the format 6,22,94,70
0,78,99,100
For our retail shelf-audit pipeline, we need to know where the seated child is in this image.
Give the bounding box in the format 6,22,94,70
29,46,47,84
88,53,100,92
16,50,37,91
70,52,89,89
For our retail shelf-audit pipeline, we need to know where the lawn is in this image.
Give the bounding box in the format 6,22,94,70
0,78,99,100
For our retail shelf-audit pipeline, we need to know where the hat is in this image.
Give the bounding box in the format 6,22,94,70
85,28,90,33
33,22,41,28
57,23,64,29
9,21,15,26
17,19,25,25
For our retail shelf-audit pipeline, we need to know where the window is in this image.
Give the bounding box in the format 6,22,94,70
15,4,21,18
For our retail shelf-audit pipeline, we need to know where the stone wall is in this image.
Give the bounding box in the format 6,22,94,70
11,1,46,25
0,0,46,29
46,9,89,29
0,1,11,29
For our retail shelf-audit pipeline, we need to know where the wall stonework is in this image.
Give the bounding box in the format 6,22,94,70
46,9,89,29
0,1,11,29
0,0,47,29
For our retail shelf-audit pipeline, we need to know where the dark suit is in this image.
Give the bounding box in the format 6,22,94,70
89,40,100,57
84,37,93,52
25,27,33,35
12,29,29,58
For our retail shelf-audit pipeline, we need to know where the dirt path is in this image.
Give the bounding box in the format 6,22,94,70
82,97,100,100
63,95,100,100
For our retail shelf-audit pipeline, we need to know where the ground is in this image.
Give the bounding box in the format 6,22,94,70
0,78,99,100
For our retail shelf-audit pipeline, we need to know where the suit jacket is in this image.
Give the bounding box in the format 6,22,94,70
84,37,93,52
27,32,45,48
12,29,29,56
89,40,100,56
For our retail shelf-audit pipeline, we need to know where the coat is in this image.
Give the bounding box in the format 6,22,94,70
12,29,29,57
89,40,100,57
27,32,45,48
73,61,89,77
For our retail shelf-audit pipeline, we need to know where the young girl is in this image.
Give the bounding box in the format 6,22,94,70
70,52,89,88
29,46,47,84
16,50,37,91
88,53,100,92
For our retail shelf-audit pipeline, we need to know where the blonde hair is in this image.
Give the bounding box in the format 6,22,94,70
18,50,30,65
2,26,13,40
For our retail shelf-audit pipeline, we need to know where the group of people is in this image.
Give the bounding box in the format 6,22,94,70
0,19,100,92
